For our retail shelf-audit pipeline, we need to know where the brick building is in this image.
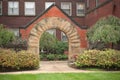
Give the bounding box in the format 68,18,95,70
0,0,120,49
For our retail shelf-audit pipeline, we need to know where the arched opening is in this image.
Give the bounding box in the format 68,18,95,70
27,17,81,61
39,29,68,61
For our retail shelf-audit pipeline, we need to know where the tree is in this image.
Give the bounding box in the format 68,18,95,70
0,24,15,47
87,15,120,49
40,32,58,53
40,32,68,54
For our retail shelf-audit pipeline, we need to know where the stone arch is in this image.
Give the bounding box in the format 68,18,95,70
28,17,81,60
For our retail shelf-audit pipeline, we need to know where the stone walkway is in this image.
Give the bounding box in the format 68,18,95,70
0,61,92,74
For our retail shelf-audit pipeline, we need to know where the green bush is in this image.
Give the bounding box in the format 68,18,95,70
75,49,120,70
40,53,47,60
5,38,28,52
56,54,68,60
0,24,15,48
40,53,68,61
0,49,39,71
55,41,68,54
40,32,58,53
87,15,120,44
46,54,56,60
40,32,68,54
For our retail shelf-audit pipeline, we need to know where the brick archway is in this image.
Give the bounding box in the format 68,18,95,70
28,17,81,60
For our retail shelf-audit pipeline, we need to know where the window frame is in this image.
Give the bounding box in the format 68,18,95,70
61,2,72,16
87,0,89,8
24,2,36,16
0,1,2,15
61,32,68,42
96,0,99,7
8,1,19,15
46,29,56,36
76,3,85,16
9,28,20,37
45,2,55,10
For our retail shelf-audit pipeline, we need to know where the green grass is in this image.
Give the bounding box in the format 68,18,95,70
0,72,120,80
80,68,106,71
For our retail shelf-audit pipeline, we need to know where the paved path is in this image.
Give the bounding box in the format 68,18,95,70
0,61,92,74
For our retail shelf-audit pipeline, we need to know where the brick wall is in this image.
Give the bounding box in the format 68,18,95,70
0,0,119,28
85,0,114,27
0,0,120,49
0,0,85,28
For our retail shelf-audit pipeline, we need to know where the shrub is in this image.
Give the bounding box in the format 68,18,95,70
5,38,28,52
55,41,68,54
56,54,68,60
0,49,39,71
40,53,47,60
40,53,68,61
0,24,15,48
75,49,120,70
87,15,120,49
40,32,58,53
46,54,56,60
40,32,68,54
87,15,120,44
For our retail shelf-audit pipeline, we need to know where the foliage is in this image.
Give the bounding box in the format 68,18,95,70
40,53,68,61
40,32,68,54
5,37,28,52
55,41,68,54
56,54,68,60
75,49,120,70
40,32,58,53
87,15,120,49
46,54,56,60
0,24,15,47
0,49,39,71
88,41,107,50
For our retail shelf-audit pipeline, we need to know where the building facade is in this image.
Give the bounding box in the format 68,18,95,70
0,0,120,49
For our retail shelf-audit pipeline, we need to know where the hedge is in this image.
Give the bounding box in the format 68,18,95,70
74,49,120,70
40,53,68,61
0,48,39,71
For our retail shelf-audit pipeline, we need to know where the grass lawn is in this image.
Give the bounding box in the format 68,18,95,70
0,72,120,80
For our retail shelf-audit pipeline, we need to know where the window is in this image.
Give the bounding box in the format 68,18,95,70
25,2,35,16
0,1,2,15
61,2,72,16
61,32,67,42
96,0,99,6
46,29,56,36
45,2,55,9
8,1,19,15
9,28,19,37
76,3,85,16
87,0,89,8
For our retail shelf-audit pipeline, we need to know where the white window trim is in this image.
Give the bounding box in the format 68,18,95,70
76,3,85,16
45,2,55,9
87,0,89,8
61,2,72,16
46,29,56,37
61,32,68,42
0,1,2,15
96,0,99,7
9,28,20,37
8,1,19,15
24,2,36,16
